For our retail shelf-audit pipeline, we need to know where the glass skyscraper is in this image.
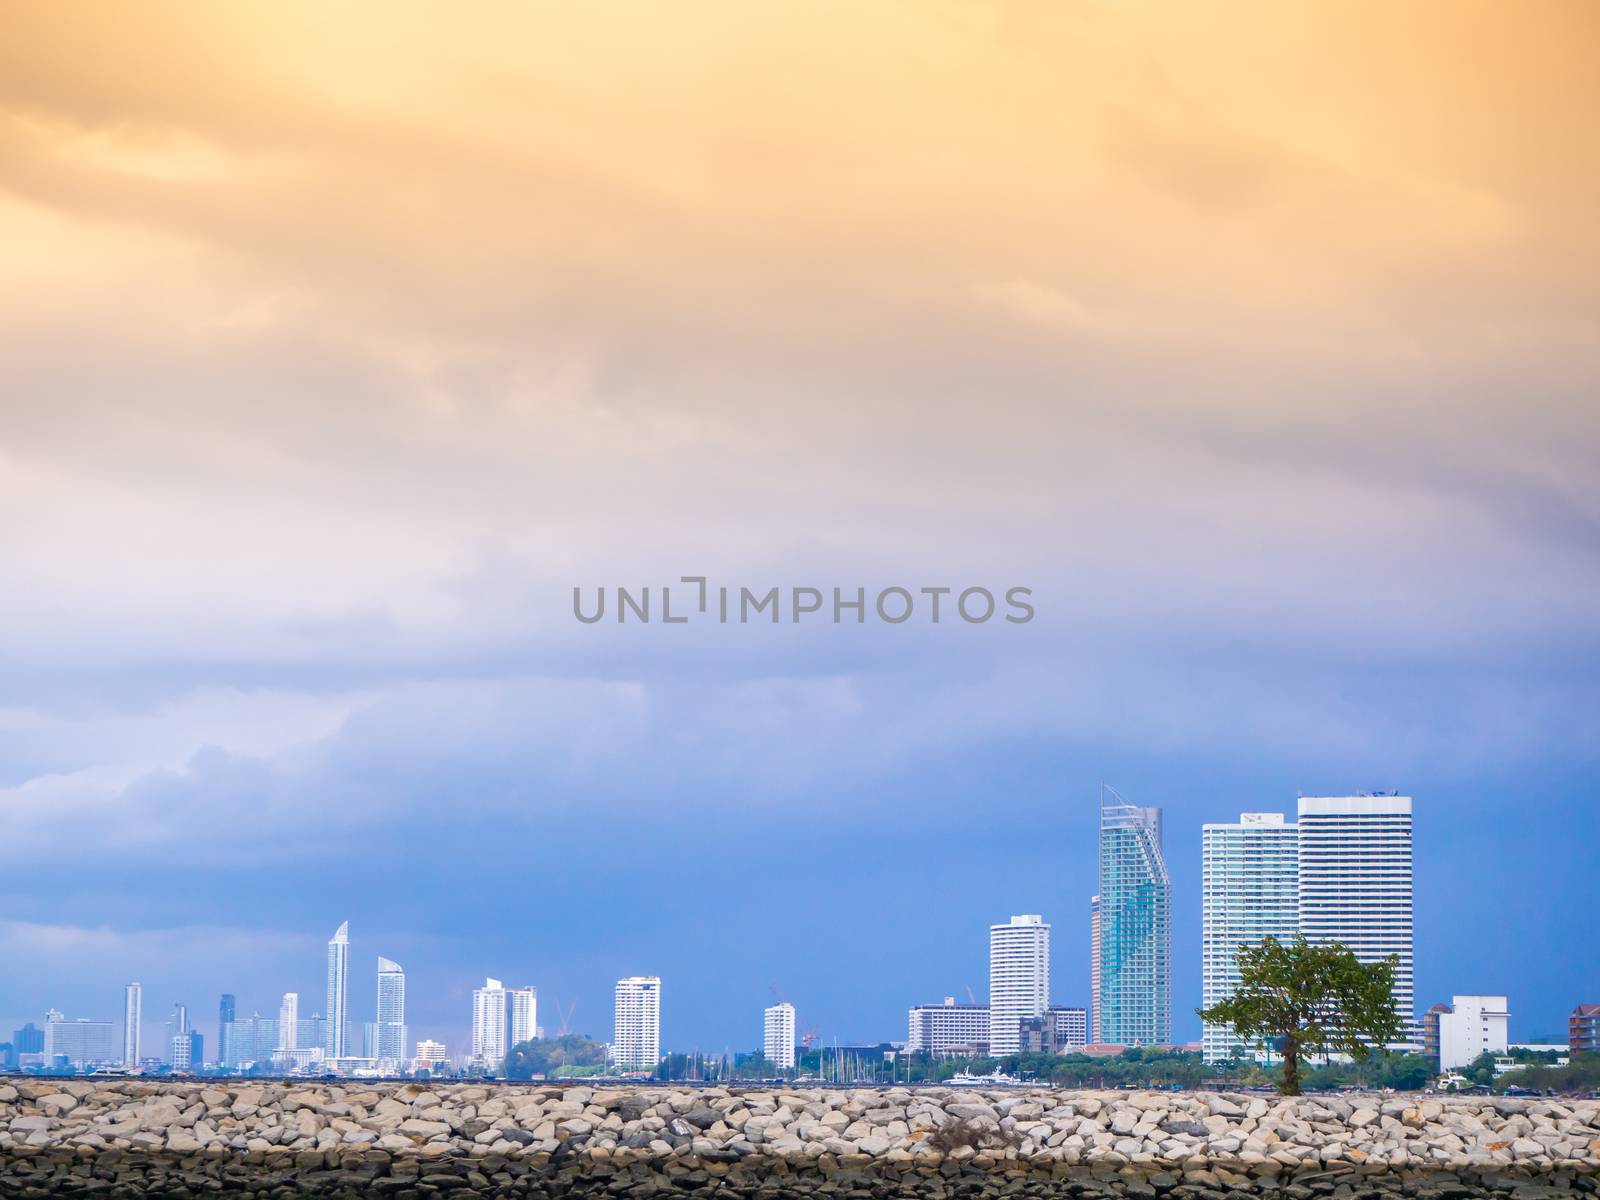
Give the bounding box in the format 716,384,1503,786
325,921,350,1059
376,957,407,1063
1095,788,1171,1046
1201,812,1300,1062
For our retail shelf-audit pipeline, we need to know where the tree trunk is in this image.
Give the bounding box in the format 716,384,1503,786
1280,1035,1301,1096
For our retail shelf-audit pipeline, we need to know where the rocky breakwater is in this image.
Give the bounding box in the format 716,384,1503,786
3,1079,1599,1198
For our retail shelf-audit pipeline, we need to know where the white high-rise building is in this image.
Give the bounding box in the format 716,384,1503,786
906,999,990,1054
613,976,661,1070
123,983,142,1066
45,1012,116,1066
1201,812,1301,1063
509,986,538,1048
414,1039,448,1070
764,1002,796,1069
1297,796,1414,1026
325,921,350,1058
988,914,1050,1056
278,992,299,1052
1089,896,1101,1043
1438,996,1509,1070
376,957,407,1064
471,978,510,1065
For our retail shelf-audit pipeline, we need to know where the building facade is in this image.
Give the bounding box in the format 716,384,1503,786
906,999,990,1055
414,1039,447,1071
325,921,350,1059
123,982,142,1066
44,1011,117,1067
508,986,538,1048
1201,812,1301,1063
1571,1005,1600,1056
471,978,510,1065
1437,996,1509,1070
1089,896,1101,1044
278,992,299,1053
764,1001,796,1069
1296,796,1414,1026
613,976,661,1070
376,957,408,1064
1097,792,1172,1045
989,914,1050,1055
217,993,235,1068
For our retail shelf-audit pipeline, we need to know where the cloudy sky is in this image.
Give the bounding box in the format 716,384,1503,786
2,1,1597,1056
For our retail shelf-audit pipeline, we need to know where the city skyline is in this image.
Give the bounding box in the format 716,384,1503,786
6,789,1584,1072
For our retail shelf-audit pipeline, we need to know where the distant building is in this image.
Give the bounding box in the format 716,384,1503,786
508,987,538,1048
613,976,661,1070
326,921,351,1059
1089,896,1101,1043
471,978,510,1065
1051,1006,1088,1051
1572,1005,1600,1056
171,1030,203,1071
376,957,408,1064
44,1011,117,1067
1436,996,1509,1070
278,993,299,1053
764,1002,796,1069
223,1014,281,1068
1421,1002,1451,1064
989,914,1050,1055
123,983,143,1066
1097,791,1171,1045
906,998,989,1055
414,1039,447,1071
1297,796,1414,1025
12,1022,45,1055
1201,812,1300,1063
217,993,235,1067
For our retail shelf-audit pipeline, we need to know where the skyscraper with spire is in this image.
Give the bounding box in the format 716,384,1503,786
376,957,407,1064
1095,787,1171,1046
325,921,350,1059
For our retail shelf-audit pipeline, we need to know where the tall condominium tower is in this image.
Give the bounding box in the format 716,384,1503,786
508,986,538,1048
471,978,509,1065
123,983,142,1065
217,994,235,1068
376,958,407,1063
613,976,661,1070
278,992,298,1051
325,921,350,1059
1297,795,1414,1024
988,914,1050,1055
1201,812,1300,1063
1097,789,1172,1046
1089,897,1101,1043
764,1001,796,1069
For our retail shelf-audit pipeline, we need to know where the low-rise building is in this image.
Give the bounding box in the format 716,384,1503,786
906,998,989,1055
1437,996,1509,1070
1571,1005,1600,1056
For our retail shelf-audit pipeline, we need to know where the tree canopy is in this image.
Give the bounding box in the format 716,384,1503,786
502,1035,608,1080
1196,934,1400,1095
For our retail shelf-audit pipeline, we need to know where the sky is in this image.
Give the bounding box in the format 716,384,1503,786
1,1,1597,1058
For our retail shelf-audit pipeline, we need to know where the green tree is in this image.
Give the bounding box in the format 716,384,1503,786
1196,934,1400,1096
503,1035,608,1080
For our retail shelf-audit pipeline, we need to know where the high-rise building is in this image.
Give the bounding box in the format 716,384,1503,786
1571,1005,1600,1056
12,1022,44,1055
44,1012,116,1066
166,1002,191,1065
217,993,235,1067
613,976,661,1070
764,1001,796,1069
988,914,1050,1055
1097,790,1171,1046
376,957,407,1063
1296,795,1414,1025
123,983,143,1066
325,921,351,1058
1437,996,1509,1070
278,992,299,1052
1201,812,1301,1063
508,986,538,1048
471,978,510,1065
1089,896,1101,1043
906,998,990,1055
